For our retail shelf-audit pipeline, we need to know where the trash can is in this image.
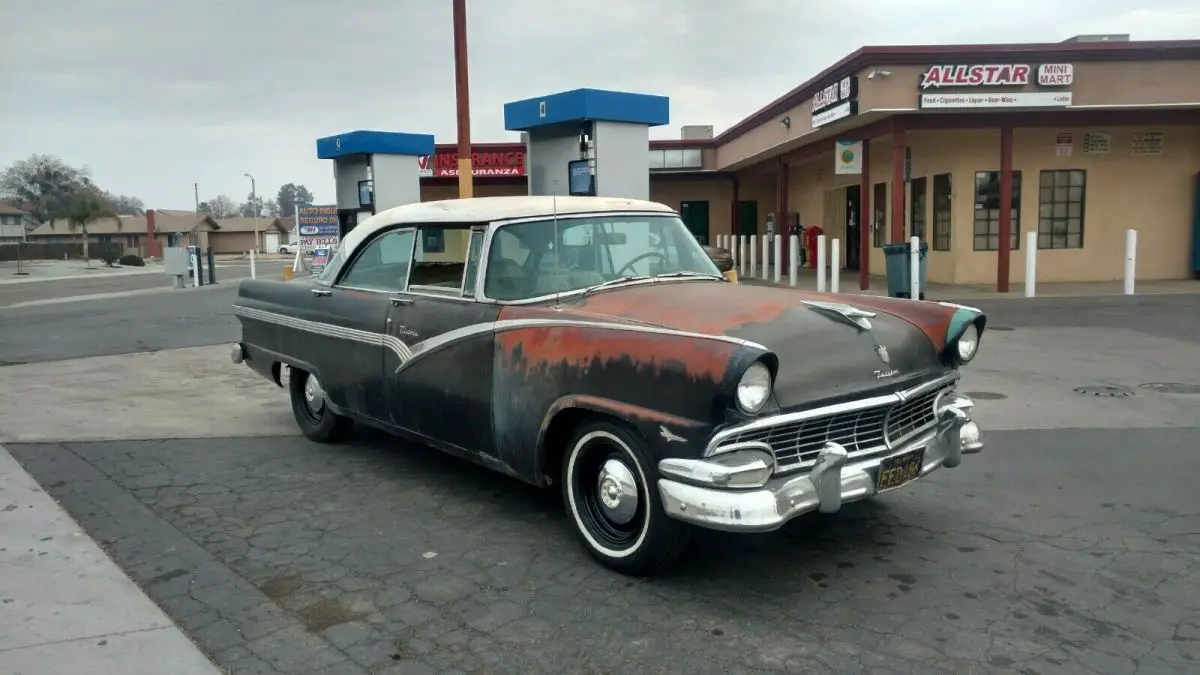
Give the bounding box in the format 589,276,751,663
882,242,928,299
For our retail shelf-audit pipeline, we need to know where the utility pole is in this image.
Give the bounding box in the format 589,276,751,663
452,0,474,199
243,173,259,252
194,182,200,248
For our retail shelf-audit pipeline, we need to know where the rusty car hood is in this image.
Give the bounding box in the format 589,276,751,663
556,280,960,408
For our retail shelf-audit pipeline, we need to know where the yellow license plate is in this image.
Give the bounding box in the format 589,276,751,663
876,449,925,491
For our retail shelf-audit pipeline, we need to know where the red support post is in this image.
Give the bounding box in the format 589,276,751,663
730,178,740,236
777,157,789,264
997,125,1014,293
890,121,906,244
859,140,871,290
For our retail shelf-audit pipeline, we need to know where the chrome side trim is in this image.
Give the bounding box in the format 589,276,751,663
232,305,414,363
233,306,768,376
704,372,960,456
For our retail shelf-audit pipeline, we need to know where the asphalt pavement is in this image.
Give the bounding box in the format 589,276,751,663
2,284,1199,674
0,258,294,309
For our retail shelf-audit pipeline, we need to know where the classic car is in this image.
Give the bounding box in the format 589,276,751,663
230,196,985,575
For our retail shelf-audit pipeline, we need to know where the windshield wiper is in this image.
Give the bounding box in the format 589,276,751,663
653,270,724,280
582,275,650,296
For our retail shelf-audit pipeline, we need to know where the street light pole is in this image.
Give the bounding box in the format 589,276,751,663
452,0,474,199
243,173,259,252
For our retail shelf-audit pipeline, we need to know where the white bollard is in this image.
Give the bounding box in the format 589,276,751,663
761,235,769,280
191,249,200,288
738,236,747,275
816,234,827,292
788,234,799,287
1024,231,1037,298
909,236,920,300
749,235,757,278
1124,229,1137,295
831,238,841,293
249,250,257,280
729,235,737,267
773,235,782,283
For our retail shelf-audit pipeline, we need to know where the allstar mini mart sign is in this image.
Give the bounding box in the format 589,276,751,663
811,76,859,128
918,63,1073,109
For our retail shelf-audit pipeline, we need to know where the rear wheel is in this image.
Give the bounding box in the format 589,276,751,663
562,420,691,575
288,368,352,443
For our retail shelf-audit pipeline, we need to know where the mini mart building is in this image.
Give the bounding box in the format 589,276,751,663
418,37,1200,290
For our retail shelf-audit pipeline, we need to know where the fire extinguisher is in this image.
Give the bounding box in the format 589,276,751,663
804,226,824,269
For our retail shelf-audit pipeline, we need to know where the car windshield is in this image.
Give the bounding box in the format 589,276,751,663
483,213,721,301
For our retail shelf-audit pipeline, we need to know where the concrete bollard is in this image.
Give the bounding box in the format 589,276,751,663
788,234,799,287
249,250,257,280
831,238,840,293
738,236,747,275
761,235,769,280
749,235,757,278
1025,231,1037,298
1124,229,1137,295
773,235,782,283
909,236,920,300
816,234,827,292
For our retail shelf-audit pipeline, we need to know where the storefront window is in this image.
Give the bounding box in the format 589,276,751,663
972,171,1022,252
932,174,952,251
910,177,928,241
872,183,887,248
1037,170,1086,249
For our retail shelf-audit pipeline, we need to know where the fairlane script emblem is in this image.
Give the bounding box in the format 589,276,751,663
659,426,686,444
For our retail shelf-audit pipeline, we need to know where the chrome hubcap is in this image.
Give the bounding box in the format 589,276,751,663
304,375,325,412
596,459,638,525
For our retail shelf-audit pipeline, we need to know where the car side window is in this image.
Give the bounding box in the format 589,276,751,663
336,229,415,292
410,224,474,296
460,227,486,298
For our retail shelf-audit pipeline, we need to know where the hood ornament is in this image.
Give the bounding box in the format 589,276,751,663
874,344,890,364
802,301,876,331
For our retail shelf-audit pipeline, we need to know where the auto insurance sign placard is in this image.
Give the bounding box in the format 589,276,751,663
297,205,339,248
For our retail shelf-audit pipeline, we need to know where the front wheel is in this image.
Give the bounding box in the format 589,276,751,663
288,368,352,443
562,420,691,575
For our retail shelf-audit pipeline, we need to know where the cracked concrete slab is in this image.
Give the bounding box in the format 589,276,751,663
0,345,296,443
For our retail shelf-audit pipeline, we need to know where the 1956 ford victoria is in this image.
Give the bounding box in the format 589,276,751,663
231,196,986,575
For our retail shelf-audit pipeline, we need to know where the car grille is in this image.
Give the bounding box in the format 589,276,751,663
721,384,949,474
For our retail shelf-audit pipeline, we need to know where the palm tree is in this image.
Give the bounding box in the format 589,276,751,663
51,180,119,268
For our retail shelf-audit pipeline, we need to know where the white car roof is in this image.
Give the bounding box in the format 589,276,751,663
342,196,677,258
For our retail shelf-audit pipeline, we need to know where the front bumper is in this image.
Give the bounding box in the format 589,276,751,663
656,393,982,533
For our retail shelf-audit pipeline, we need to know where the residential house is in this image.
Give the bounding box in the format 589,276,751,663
0,204,39,243
26,211,220,257
209,216,293,254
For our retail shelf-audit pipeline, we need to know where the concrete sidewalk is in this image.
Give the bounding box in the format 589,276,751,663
0,445,221,675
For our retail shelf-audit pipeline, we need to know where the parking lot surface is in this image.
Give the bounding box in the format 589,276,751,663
3,289,1200,674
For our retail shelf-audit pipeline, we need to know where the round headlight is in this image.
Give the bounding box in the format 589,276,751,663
736,362,772,414
955,323,980,363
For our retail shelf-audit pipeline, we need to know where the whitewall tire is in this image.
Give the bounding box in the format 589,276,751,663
562,420,691,575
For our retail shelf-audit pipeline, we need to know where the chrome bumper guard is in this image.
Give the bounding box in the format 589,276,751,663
657,393,982,533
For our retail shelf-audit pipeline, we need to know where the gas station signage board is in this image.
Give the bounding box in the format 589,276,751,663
418,151,526,178
297,205,340,248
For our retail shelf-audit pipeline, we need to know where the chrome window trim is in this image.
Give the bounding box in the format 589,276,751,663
704,372,961,457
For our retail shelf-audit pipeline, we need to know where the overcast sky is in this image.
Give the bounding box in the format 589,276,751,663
2,1,1197,209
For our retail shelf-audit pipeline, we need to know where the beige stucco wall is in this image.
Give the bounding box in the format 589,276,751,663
778,124,1199,285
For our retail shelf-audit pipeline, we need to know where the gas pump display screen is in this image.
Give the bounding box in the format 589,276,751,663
567,159,594,196
357,180,373,208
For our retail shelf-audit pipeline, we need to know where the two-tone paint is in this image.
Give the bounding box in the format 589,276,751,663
233,267,985,490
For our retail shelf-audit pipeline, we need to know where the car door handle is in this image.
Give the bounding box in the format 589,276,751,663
311,288,331,297
389,296,413,307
